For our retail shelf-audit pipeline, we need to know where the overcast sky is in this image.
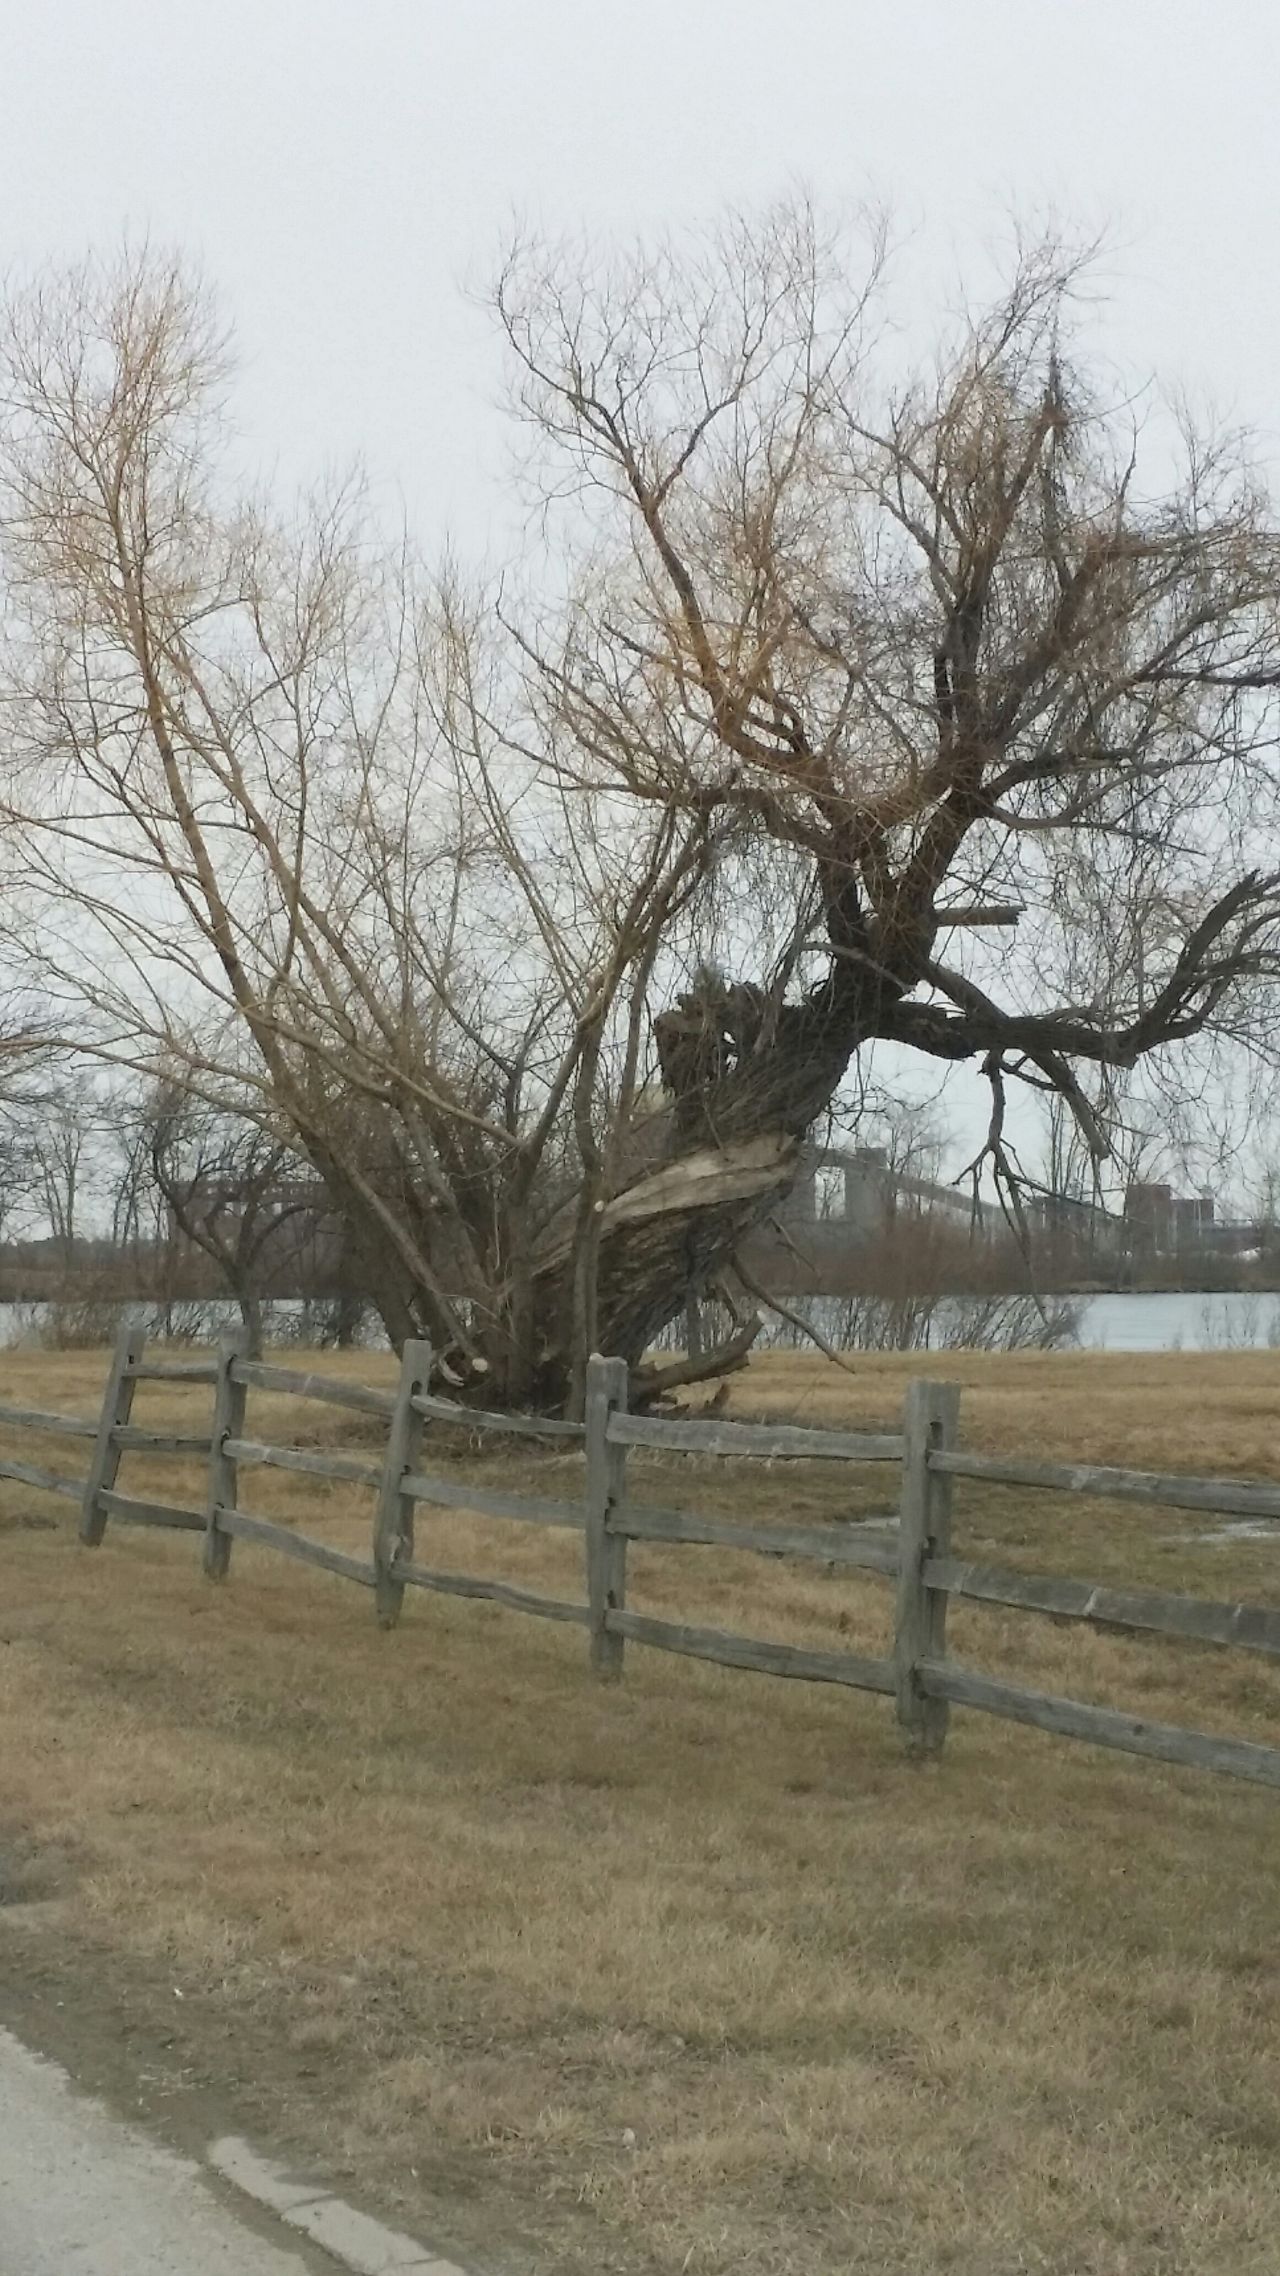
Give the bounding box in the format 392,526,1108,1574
4,0,1277,1194
6,0,1277,540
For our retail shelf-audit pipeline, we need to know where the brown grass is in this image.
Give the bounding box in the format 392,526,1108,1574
2,1345,1280,2275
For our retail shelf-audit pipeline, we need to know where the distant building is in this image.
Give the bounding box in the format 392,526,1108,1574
1124,1182,1174,1251
1173,1194,1215,1248
1125,1183,1218,1256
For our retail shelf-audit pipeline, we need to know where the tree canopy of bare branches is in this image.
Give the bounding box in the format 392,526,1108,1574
3,214,1280,1408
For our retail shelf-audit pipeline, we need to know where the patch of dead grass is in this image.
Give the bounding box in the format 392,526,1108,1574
1,1345,1279,2274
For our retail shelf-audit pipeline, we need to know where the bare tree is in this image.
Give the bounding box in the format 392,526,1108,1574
139,1085,309,1355
27,1078,94,1272
0,976,60,1256
3,221,1280,1408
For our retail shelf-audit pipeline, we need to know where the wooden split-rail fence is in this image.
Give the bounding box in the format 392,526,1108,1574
2,1325,1279,1791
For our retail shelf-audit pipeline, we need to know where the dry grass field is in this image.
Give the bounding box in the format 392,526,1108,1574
2,1343,1280,2275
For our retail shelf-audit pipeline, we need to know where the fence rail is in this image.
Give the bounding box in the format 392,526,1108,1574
931,1447,1280,1523
605,1412,904,1462
1,1321,1278,1795
613,1502,899,1574
126,1358,219,1385
101,1489,207,1532
216,1506,378,1587
923,1557,1280,1657
397,1558,589,1626
223,1437,383,1488
605,1609,897,1694
412,1391,585,1442
0,1454,84,1500
917,1661,1280,1789
400,1470,582,1528
231,1359,396,1418
0,1401,100,1439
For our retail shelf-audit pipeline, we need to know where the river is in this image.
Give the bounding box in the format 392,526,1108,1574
2,1289,1279,1356
1075,1291,1280,1352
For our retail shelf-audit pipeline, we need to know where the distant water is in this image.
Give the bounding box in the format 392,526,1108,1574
1075,1290,1280,1353
0,1298,314,1354
755,1289,1280,1356
0,1290,1278,1356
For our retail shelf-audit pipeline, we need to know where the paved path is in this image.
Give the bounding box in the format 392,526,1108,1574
0,2026,322,2274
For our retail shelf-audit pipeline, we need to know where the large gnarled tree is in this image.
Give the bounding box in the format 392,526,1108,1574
3,216,1280,1407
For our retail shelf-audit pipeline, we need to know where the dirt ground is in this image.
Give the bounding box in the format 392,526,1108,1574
2,1344,1279,2275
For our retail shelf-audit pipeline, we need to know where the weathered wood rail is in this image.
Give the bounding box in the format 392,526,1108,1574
0,1397,100,1501
1,1324,1277,1794
931,1448,1280,1523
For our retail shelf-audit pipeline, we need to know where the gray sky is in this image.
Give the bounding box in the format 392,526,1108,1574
4,0,1277,1197
6,0,1277,542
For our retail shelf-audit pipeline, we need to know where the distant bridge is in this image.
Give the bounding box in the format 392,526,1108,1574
775,1151,1259,1262
778,1145,998,1236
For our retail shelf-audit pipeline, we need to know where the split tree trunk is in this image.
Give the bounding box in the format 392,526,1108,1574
315,955,887,1410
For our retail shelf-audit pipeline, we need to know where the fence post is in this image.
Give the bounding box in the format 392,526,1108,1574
373,1339,432,1628
585,1353,629,1678
894,1377,961,1754
79,1319,148,1545
203,1329,249,1580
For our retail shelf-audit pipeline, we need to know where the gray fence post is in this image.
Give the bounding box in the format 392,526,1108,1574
373,1339,432,1628
894,1377,961,1754
585,1353,629,1678
203,1328,249,1579
79,1319,148,1545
